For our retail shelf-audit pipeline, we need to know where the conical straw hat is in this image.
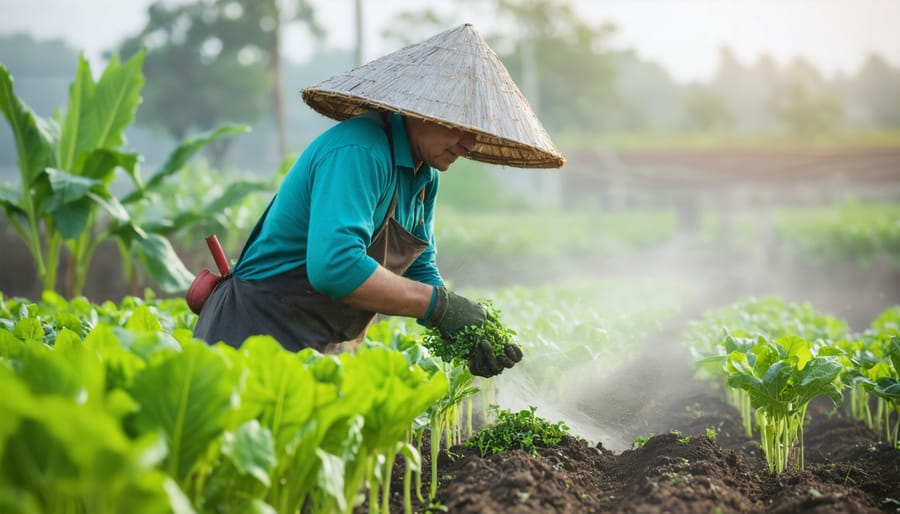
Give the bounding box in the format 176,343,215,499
301,23,565,169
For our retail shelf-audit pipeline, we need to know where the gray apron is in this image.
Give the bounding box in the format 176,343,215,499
194,117,429,352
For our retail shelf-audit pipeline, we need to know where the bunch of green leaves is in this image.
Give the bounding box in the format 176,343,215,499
422,301,516,366
725,335,843,473
465,406,569,457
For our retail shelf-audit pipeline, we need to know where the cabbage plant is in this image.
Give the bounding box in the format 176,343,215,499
726,335,842,473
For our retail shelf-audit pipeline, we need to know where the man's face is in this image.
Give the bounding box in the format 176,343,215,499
406,117,477,172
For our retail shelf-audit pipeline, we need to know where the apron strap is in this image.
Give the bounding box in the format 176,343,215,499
380,111,399,220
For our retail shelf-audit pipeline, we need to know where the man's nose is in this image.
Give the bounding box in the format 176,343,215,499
459,133,476,153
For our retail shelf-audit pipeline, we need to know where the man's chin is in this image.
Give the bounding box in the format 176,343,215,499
432,160,454,172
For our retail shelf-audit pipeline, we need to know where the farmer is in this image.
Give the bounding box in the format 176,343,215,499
192,24,564,377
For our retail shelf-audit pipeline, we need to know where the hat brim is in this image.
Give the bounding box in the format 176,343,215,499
301,89,565,169
300,24,565,169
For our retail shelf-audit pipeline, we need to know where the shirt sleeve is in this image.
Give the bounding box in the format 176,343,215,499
306,143,391,300
403,176,444,286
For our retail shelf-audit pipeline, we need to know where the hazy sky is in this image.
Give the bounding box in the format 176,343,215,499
2,0,899,82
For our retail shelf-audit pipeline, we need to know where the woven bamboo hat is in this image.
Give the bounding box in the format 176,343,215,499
301,23,565,169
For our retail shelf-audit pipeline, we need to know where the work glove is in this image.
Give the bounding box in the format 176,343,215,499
426,286,524,378
468,339,524,378
425,286,487,342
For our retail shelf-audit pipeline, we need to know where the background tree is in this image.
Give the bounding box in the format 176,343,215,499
118,1,268,167
770,58,844,137
387,0,619,136
381,9,449,47
682,86,735,132
118,0,322,166
834,53,900,128
254,0,323,159
476,0,619,135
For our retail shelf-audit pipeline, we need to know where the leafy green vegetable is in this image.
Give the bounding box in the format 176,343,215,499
423,301,516,365
465,406,569,457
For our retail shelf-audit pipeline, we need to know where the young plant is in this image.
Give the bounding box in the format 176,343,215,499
465,406,570,457
726,335,843,473
861,336,900,448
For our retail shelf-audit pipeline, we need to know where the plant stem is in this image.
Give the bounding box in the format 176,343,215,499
403,453,413,514
430,417,441,500
368,456,380,514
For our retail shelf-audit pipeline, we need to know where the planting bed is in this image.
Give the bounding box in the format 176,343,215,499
380,341,900,514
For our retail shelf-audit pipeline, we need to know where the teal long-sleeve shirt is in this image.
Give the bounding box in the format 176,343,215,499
233,112,444,300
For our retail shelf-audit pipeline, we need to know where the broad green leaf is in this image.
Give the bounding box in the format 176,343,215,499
222,420,276,487
873,377,900,402
13,318,43,342
82,323,146,389
0,63,57,186
151,179,271,237
751,337,780,376
346,346,448,453
239,336,316,452
131,233,195,293
14,340,84,401
1,394,181,513
319,414,364,463
726,373,766,407
204,179,272,214
57,56,93,171
793,357,843,406
777,335,812,370
58,52,145,173
87,191,130,223
761,361,792,402
314,449,347,512
125,304,164,333
0,329,25,359
115,328,182,364
45,167,100,204
122,123,251,204
53,330,105,403
726,350,754,376
0,367,36,451
863,361,892,382
76,147,138,184
128,339,238,484
50,196,92,239
0,184,25,217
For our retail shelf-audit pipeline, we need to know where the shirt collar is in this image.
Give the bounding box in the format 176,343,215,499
388,112,416,172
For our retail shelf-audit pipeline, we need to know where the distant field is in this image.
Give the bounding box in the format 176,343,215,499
560,129,900,150
563,145,900,191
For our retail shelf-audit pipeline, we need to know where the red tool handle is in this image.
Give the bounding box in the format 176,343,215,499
205,234,231,276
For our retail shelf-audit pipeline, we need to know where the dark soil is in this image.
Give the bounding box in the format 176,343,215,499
375,306,900,514
378,389,899,514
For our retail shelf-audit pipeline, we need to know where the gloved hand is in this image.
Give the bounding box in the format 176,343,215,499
468,340,524,378
425,286,486,341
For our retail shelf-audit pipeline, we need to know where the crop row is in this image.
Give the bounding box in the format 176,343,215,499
1,290,472,514
0,277,692,514
682,297,900,473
